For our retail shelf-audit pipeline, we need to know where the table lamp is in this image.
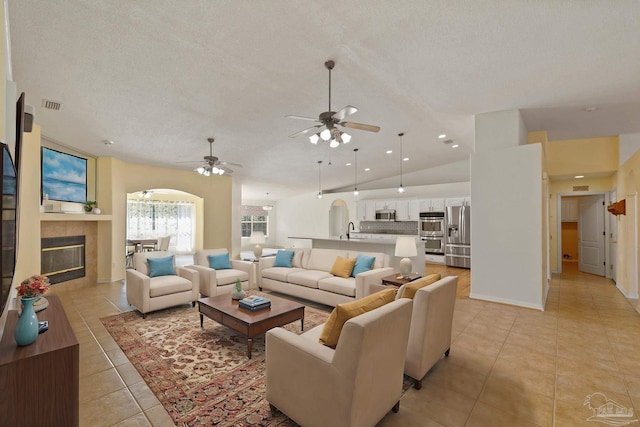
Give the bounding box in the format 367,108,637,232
250,231,266,259
395,236,417,279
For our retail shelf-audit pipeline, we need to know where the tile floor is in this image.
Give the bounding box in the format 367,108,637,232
45,260,639,427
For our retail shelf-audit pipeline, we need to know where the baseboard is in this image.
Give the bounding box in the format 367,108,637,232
469,292,544,311
616,283,639,299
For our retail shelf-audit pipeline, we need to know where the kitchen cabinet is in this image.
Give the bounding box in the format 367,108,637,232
356,201,376,221
395,200,420,221
375,201,396,211
445,197,470,207
561,198,578,222
419,198,445,212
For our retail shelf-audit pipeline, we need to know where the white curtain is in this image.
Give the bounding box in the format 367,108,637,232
127,200,195,252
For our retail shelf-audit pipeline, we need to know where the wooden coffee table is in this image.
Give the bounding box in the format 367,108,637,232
198,293,305,359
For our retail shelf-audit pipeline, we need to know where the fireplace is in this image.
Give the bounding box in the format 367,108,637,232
41,235,86,284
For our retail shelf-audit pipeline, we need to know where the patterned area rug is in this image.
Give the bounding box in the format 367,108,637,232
101,299,330,426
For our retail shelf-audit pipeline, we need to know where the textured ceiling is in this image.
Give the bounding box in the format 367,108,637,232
8,1,640,200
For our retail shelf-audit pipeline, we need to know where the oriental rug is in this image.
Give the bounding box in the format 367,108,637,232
101,300,330,426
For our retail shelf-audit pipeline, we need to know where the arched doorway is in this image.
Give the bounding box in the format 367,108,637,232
329,199,349,238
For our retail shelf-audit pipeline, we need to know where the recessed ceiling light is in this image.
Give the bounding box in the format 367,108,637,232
403,157,409,161
451,144,459,148
575,175,585,179
438,134,447,139
386,150,393,154
345,162,352,166
364,168,371,172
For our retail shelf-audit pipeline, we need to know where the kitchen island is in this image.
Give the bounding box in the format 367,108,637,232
288,235,425,276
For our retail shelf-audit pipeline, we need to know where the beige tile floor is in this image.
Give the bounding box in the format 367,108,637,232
46,261,639,427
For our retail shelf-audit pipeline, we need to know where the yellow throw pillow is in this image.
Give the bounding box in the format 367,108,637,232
401,273,442,299
319,287,397,348
330,256,357,279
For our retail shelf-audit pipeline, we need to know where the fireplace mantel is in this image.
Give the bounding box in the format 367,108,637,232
40,213,112,222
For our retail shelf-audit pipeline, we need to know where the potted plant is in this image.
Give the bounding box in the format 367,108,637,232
231,278,246,300
83,200,96,213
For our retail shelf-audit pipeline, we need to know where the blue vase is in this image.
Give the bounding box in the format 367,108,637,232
14,297,39,346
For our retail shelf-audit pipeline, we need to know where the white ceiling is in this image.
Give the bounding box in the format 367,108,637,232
8,1,640,200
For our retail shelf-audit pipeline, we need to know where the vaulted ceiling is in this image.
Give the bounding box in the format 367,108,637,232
8,1,640,199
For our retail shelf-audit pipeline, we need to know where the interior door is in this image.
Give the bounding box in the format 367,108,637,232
578,195,605,276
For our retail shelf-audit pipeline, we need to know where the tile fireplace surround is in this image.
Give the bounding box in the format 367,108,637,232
41,220,97,286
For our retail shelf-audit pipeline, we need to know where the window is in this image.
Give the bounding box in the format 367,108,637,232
241,205,269,237
127,199,195,252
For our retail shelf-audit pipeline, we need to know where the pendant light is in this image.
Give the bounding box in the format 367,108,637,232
317,160,323,199
397,132,405,193
353,148,359,196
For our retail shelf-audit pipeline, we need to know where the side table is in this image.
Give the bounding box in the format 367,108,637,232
381,273,422,287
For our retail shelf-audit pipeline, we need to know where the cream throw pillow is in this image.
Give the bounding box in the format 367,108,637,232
319,287,397,348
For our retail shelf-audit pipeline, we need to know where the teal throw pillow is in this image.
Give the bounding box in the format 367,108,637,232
351,254,376,277
208,254,232,270
147,256,176,277
273,250,295,268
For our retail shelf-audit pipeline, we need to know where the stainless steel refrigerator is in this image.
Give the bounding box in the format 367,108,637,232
445,205,471,268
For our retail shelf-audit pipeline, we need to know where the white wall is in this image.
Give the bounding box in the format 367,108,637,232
470,143,544,309
620,133,640,165
475,109,528,152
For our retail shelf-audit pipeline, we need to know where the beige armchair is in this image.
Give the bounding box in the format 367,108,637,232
186,249,252,297
266,299,413,427
404,276,458,389
126,251,199,318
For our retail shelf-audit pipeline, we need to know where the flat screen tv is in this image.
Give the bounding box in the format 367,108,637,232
41,147,87,203
1,143,17,315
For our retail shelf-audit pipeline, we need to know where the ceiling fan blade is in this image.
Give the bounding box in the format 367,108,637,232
220,165,234,174
333,105,358,121
341,121,381,133
289,124,323,138
175,160,204,164
221,161,243,168
286,115,318,121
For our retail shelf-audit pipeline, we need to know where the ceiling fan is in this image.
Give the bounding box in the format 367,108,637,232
287,60,380,148
178,138,242,176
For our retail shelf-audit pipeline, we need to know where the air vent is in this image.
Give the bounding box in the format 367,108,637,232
573,185,589,192
442,139,454,144
41,99,62,111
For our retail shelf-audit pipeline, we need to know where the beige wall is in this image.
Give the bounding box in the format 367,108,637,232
95,159,231,280
546,136,618,177
616,148,640,297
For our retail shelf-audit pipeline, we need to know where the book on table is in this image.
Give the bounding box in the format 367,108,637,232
239,295,271,311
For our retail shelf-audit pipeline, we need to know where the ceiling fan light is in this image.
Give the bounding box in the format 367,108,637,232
211,166,219,174
309,134,320,144
203,169,210,177
320,129,331,141
218,169,225,175
196,167,205,174
144,191,152,198
341,132,351,143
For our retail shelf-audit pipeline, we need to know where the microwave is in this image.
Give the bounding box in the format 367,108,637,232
375,210,396,221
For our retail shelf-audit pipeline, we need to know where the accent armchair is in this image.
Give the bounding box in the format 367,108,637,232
404,276,458,389
186,249,252,297
126,251,199,318
266,298,413,427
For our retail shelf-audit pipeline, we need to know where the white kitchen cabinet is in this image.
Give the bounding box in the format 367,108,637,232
419,198,446,212
395,200,409,220
445,197,470,207
375,201,396,211
356,201,376,221
561,198,579,222
409,200,420,220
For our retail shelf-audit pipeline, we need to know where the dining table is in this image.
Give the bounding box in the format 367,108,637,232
126,238,159,252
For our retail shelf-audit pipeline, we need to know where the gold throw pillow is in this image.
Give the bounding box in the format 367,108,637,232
319,287,397,348
329,256,357,279
401,273,442,299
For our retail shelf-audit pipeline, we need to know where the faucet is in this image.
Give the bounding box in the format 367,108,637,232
347,221,355,239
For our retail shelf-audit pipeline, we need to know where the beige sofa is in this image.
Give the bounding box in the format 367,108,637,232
260,248,395,307
266,298,413,427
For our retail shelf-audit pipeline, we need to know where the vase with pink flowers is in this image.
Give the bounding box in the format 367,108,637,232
14,275,50,346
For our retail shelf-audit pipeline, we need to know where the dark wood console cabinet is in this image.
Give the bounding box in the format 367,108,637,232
0,295,79,426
